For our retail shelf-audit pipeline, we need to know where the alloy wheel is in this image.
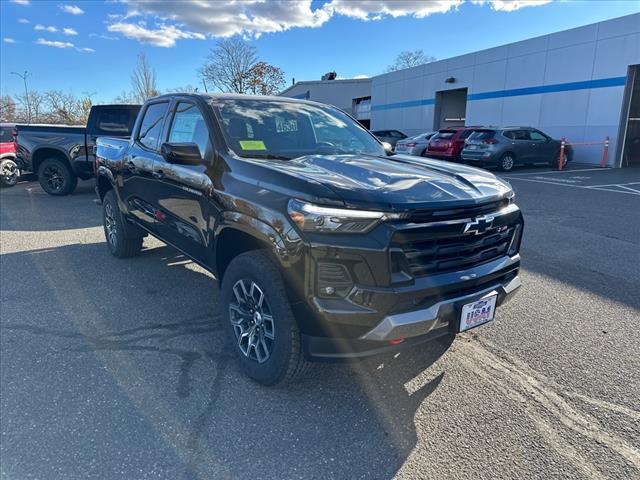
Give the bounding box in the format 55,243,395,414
1,161,19,186
104,202,118,247
229,279,275,364
43,165,64,192
502,155,514,170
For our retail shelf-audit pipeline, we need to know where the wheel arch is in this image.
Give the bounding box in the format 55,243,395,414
31,147,71,174
214,218,287,282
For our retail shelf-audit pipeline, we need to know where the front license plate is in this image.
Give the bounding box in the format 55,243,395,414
459,294,497,332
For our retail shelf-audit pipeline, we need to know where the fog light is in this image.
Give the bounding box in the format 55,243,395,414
317,262,353,298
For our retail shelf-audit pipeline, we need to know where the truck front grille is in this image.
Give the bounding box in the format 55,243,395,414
391,205,521,277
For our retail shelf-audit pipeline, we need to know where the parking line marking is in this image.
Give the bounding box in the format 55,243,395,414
582,182,640,188
617,185,640,193
504,177,640,195
503,168,608,176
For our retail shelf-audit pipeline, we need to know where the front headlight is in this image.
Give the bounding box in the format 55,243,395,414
287,199,402,234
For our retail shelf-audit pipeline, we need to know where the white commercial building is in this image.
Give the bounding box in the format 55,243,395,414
281,13,640,167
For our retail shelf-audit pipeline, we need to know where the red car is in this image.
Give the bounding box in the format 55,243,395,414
0,123,19,187
426,126,483,162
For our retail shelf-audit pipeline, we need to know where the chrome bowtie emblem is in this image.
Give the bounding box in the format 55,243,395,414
464,214,495,235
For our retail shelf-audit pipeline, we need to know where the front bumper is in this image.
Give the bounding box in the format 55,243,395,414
360,274,520,341
303,255,521,360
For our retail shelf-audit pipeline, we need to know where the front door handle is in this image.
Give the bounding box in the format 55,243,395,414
152,170,165,180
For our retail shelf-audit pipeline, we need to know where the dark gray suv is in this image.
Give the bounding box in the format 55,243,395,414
461,127,571,171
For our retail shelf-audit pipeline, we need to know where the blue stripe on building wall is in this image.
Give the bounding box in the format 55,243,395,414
371,76,626,112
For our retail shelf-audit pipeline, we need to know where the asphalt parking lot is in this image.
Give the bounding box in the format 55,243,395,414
1,166,639,480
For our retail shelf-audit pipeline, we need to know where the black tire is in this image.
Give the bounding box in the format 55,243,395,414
498,153,516,171
554,149,571,168
0,159,20,187
38,157,77,195
102,190,143,258
221,250,311,386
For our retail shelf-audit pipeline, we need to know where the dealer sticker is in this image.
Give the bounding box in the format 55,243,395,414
460,294,497,332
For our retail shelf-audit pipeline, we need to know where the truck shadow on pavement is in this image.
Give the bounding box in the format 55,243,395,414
1,241,451,479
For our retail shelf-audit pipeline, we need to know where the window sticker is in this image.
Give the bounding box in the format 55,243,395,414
276,116,298,133
239,140,267,150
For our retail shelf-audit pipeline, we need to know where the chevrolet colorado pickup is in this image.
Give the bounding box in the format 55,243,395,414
15,104,139,195
95,94,523,385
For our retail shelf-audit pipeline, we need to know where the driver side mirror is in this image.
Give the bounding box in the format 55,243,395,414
382,142,394,156
160,142,204,165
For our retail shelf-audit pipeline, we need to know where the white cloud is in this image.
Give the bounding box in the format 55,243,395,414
109,0,553,46
11,0,30,5
63,27,78,35
326,0,463,20
18,18,30,24
77,47,95,53
89,33,119,40
472,0,552,11
353,74,369,79
107,22,205,47
3,37,17,44
36,38,74,49
60,4,84,15
35,24,59,33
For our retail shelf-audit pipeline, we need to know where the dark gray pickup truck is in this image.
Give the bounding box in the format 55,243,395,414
15,104,139,195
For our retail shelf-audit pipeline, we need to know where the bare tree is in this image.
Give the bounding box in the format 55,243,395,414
167,84,198,94
199,38,258,93
131,53,159,103
16,90,45,123
0,95,17,122
386,50,436,72
246,62,286,95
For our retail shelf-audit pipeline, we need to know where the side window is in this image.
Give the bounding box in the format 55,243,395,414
137,102,169,151
0,127,12,143
503,131,515,140
530,131,548,142
509,130,530,141
167,102,210,157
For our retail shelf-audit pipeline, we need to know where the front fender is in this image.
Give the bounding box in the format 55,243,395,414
215,211,304,271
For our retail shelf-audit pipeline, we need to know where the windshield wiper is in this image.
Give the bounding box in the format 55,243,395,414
244,153,293,161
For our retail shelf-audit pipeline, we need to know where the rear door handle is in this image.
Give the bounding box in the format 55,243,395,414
152,170,165,179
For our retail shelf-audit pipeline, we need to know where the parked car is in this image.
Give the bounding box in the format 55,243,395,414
0,123,19,187
371,129,407,148
95,93,523,385
15,104,140,195
425,126,483,162
461,127,573,171
394,132,437,156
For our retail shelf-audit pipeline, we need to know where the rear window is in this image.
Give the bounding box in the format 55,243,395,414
435,131,455,139
469,130,496,140
0,127,13,143
94,107,139,135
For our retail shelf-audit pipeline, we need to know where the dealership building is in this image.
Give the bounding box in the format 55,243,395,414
280,13,640,168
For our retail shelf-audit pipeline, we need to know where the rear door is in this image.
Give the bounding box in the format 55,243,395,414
121,100,170,233
150,99,214,263
503,129,534,163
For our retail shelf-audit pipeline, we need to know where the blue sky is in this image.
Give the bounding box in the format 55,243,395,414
1,0,639,103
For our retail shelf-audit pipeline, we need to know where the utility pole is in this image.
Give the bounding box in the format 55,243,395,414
11,70,31,123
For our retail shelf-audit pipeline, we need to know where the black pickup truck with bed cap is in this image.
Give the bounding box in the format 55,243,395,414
95,93,523,385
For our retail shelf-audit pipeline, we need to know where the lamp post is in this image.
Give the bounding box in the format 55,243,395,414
11,71,31,123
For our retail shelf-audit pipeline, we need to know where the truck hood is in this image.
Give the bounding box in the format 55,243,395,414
269,153,513,210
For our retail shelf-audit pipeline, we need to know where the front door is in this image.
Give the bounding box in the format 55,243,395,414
121,100,170,234
529,130,556,163
150,100,213,264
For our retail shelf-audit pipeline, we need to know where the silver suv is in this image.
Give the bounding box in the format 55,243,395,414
461,127,571,171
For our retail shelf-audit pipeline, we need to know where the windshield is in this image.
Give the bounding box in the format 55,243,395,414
210,98,385,160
